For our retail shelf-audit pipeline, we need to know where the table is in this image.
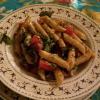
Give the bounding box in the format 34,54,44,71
0,0,100,100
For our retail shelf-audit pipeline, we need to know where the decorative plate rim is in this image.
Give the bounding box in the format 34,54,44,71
0,4,100,100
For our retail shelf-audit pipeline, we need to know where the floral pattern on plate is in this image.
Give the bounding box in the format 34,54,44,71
0,4,100,100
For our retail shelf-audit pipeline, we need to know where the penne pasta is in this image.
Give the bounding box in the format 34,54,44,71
39,50,70,71
70,67,78,76
42,23,59,41
33,21,48,37
72,33,95,57
77,38,95,57
58,38,66,48
73,34,83,43
63,33,85,54
84,44,95,57
74,28,87,40
52,18,63,25
67,48,76,70
23,17,37,34
57,32,62,38
53,18,71,29
42,23,66,48
54,68,64,86
38,69,46,80
40,16,66,32
75,47,92,65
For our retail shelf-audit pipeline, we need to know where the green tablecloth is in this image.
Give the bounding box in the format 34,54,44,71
0,0,100,100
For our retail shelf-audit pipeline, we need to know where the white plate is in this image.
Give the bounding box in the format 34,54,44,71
0,4,100,100
0,81,98,100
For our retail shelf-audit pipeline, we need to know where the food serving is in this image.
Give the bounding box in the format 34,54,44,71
13,11,95,86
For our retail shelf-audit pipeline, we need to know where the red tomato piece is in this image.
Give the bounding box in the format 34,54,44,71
31,35,40,44
65,25,75,36
34,43,43,52
39,60,54,71
31,35,43,51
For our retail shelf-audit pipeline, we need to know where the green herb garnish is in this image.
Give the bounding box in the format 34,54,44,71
39,11,54,17
51,63,57,68
42,37,55,52
0,32,12,45
42,37,51,44
44,44,50,52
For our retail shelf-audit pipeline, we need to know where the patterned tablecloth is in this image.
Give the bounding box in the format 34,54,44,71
0,0,100,100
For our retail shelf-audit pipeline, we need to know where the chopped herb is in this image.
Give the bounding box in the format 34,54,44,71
42,37,51,44
39,11,54,17
44,44,50,52
51,63,57,68
42,37,55,52
0,32,12,45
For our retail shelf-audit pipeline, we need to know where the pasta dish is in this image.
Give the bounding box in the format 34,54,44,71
13,11,95,85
